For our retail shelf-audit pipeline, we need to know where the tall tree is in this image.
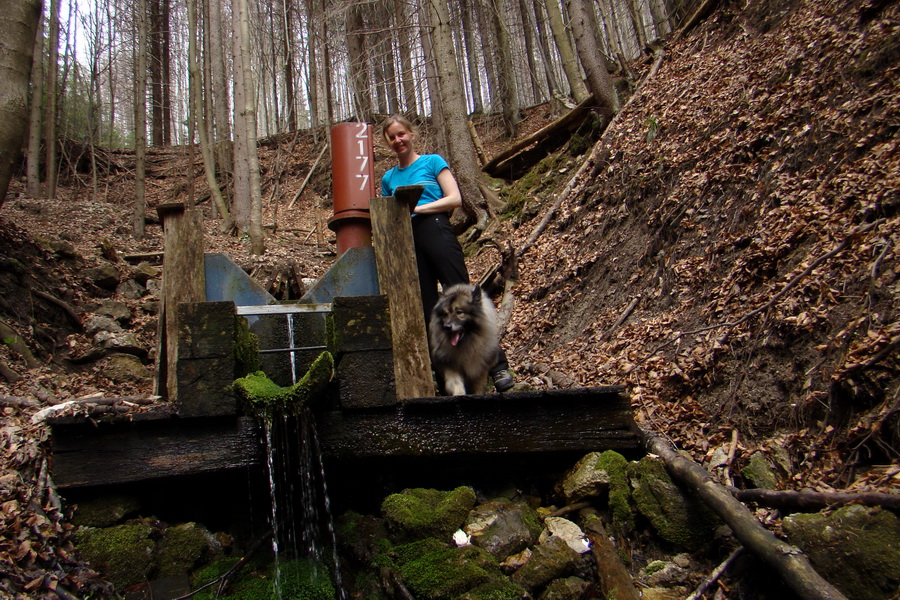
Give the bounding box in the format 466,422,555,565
207,0,232,172
488,0,519,137
567,0,616,121
26,12,44,198
395,0,418,116
346,0,373,121
233,0,264,253
44,0,60,198
544,0,588,103
282,0,297,131
134,0,148,239
0,0,42,207
459,0,484,114
188,0,232,232
426,0,489,230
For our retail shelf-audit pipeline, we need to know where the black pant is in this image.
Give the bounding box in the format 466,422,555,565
411,213,509,374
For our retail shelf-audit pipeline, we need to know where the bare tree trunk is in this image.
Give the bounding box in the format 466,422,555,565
474,0,499,112
232,6,250,233
134,0,149,240
531,1,561,101
489,0,519,137
0,0,41,206
426,0,489,230
544,0,588,103
458,0,484,114
25,12,43,198
188,0,233,232
305,0,320,128
235,0,265,254
396,0,418,116
44,0,60,198
346,0,373,121
567,0,617,122
282,0,297,131
208,0,232,177
517,0,544,104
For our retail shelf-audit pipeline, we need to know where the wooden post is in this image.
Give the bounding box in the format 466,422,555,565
155,202,206,402
369,188,436,400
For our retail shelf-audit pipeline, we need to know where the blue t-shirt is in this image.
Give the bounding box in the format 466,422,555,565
381,154,450,212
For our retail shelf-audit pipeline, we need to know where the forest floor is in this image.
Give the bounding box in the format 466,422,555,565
1,0,899,596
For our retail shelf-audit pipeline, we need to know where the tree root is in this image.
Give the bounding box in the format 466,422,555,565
0,318,41,369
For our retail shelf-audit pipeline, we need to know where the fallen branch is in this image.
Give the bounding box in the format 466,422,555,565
643,218,887,362
598,296,640,343
640,428,849,600
173,529,273,600
581,508,642,600
0,318,42,369
519,47,666,259
686,546,743,600
0,394,40,408
544,501,591,519
729,487,900,511
288,142,328,209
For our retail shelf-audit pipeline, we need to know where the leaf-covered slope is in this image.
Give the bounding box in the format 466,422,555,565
503,0,899,489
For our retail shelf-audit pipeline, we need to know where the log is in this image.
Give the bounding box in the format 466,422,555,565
581,508,641,600
730,487,900,512
640,428,848,600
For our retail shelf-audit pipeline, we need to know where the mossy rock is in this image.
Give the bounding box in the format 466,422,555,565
156,522,219,577
277,558,336,600
399,544,498,600
782,505,900,600
234,351,334,416
381,486,477,542
538,576,590,600
234,316,261,376
628,456,720,550
71,494,141,528
190,557,335,600
336,511,391,566
457,577,529,600
75,522,156,591
740,452,778,490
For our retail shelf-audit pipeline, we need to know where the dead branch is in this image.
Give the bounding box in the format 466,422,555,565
173,529,273,600
32,290,82,329
581,508,642,600
544,501,591,519
729,487,900,511
672,0,720,43
640,428,849,600
722,429,740,488
0,394,40,408
519,47,666,259
288,142,329,209
686,547,744,600
598,296,640,343
643,218,887,362
0,361,21,383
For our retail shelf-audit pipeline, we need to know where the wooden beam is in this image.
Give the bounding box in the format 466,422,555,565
317,386,637,458
369,189,436,400
50,415,264,489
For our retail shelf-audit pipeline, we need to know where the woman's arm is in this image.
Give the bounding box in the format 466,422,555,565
412,168,463,214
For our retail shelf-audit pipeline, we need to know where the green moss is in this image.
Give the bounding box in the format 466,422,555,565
458,578,527,600
628,456,720,550
190,558,335,600
381,487,477,541
74,522,156,591
157,522,216,577
71,494,140,528
393,538,451,565
740,452,778,490
234,316,261,376
594,451,634,532
399,545,495,600
234,351,334,416
276,558,336,600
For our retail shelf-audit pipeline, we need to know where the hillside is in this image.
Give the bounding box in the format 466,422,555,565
0,0,898,595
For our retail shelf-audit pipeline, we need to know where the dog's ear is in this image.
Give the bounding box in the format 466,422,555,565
471,285,483,303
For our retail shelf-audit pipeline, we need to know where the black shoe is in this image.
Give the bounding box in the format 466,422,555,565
491,369,514,392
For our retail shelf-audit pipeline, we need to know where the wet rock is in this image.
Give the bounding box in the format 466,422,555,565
464,499,543,560
740,452,778,489
511,534,581,591
71,494,141,528
555,451,613,503
99,333,149,360
74,522,156,591
641,586,690,600
103,353,153,385
336,511,390,564
381,486,477,542
85,265,121,290
556,450,633,531
629,456,720,550
156,522,220,577
539,576,591,600
782,505,900,600
500,547,532,573
642,557,691,587
398,543,498,600
538,517,590,554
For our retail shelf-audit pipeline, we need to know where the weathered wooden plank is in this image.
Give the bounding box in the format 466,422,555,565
317,386,638,458
176,301,238,417
369,190,435,400
50,416,263,489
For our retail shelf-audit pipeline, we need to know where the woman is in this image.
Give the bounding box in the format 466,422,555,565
380,115,513,392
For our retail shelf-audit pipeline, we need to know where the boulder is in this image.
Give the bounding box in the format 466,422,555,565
782,505,900,600
381,486,477,542
464,499,543,560
510,534,581,591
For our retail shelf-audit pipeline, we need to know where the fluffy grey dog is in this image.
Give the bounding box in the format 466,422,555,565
428,283,500,395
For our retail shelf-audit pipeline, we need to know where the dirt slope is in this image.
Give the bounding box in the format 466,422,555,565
0,0,898,595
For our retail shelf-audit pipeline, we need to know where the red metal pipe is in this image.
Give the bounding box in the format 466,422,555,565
328,122,375,255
